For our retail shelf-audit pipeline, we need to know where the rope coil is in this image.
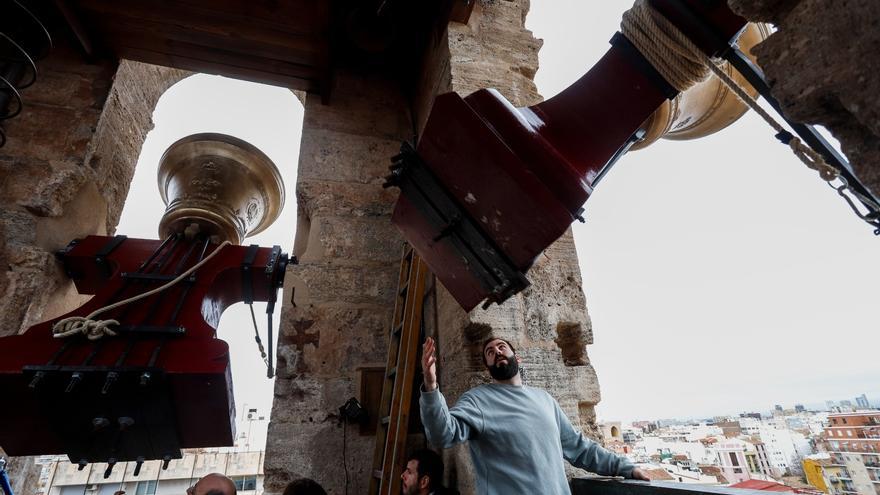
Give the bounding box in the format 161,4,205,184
620,0,840,182
52,240,231,340
620,0,710,92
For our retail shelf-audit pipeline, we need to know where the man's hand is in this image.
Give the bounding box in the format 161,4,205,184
630,467,650,481
422,337,438,391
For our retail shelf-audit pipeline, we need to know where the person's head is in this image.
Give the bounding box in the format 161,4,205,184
401,449,444,495
187,473,236,495
481,337,520,381
282,478,327,495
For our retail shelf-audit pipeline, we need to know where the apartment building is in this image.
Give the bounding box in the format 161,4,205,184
822,411,880,495
41,451,265,495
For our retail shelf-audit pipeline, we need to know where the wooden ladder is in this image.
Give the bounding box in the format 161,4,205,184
368,245,430,495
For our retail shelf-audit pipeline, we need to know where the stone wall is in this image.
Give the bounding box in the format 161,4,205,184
0,36,187,492
431,0,604,490
729,0,880,195
265,71,410,494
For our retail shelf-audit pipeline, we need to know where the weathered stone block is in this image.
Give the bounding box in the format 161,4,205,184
302,72,411,141
297,180,398,218
277,305,389,377
287,262,397,306
264,421,372,494
297,128,404,184
298,215,403,264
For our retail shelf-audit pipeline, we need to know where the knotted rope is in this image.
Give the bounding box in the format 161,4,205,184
52,240,231,340
620,0,839,182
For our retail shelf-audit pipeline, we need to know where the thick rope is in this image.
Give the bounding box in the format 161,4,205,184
702,60,839,181
621,0,710,92
620,0,839,182
52,240,231,340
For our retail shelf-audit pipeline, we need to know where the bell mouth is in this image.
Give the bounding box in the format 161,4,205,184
157,133,285,244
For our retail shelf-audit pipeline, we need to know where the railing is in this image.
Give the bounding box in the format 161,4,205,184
571,479,807,495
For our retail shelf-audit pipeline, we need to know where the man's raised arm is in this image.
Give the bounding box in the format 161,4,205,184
419,337,484,448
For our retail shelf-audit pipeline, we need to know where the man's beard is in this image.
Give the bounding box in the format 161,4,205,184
488,355,519,380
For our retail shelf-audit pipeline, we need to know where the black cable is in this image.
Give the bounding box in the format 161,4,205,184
10,0,53,57
248,303,269,369
0,32,38,89
0,75,23,120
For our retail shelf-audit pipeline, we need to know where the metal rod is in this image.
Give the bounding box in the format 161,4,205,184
141,237,201,324
145,238,213,377
115,235,183,322
166,237,210,325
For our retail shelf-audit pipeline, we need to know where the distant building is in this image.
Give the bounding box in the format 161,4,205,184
777,405,786,414
658,462,721,484
802,456,834,492
743,412,764,420
841,401,856,412
718,421,743,438
715,439,766,484
856,395,871,410
42,451,266,495
748,442,777,478
632,421,658,434
796,405,807,413
822,411,880,495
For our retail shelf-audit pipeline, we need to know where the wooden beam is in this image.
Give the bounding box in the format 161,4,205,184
113,45,318,91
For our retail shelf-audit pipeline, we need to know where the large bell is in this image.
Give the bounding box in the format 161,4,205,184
631,23,771,150
157,133,285,245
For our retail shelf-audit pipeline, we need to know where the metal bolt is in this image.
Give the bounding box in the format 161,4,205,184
91,417,110,431
65,372,83,393
28,371,45,390
101,372,119,395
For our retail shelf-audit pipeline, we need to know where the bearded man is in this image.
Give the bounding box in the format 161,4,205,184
419,336,648,495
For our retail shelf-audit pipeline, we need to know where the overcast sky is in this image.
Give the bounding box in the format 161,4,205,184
118,0,880,446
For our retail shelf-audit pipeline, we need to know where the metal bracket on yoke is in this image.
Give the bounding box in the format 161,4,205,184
263,245,287,379
385,142,530,308
610,32,678,100
94,235,127,279
592,128,648,190
241,244,259,305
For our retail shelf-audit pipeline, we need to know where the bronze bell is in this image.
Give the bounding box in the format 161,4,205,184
631,23,771,150
157,133,285,245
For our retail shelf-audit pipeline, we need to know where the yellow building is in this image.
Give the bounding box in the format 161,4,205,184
803,457,852,494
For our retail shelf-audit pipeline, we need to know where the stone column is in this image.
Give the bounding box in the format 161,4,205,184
729,0,880,194
265,71,410,494
0,40,186,494
430,0,604,490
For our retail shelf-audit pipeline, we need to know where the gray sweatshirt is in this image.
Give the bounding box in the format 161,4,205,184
420,383,634,495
